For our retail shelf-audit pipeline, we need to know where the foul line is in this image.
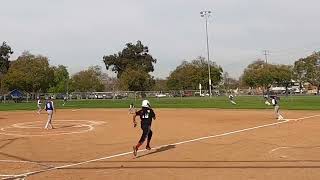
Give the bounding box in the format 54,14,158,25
3,115,320,179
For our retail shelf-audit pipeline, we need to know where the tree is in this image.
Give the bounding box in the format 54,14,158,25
48,65,69,93
242,60,294,95
293,59,307,92
294,52,320,94
103,41,157,78
70,66,105,92
153,78,168,91
273,65,293,95
242,60,273,92
118,68,155,91
0,42,13,75
167,57,223,90
3,52,54,93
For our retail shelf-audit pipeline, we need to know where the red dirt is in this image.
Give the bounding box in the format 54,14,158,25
0,109,320,180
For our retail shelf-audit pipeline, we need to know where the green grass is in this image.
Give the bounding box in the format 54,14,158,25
0,96,319,111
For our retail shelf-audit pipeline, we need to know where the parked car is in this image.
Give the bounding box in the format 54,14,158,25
155,94,166,98
55,94,66,99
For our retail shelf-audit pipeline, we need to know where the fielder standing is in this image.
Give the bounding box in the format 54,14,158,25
132,100,156,156
44,97,56,129
271,95,283,120
37,97,42,114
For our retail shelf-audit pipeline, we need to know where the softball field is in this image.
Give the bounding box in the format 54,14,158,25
1,109,320,180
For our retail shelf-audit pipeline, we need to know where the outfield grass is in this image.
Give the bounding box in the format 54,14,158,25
0,95,319,111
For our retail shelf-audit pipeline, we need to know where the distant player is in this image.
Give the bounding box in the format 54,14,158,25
44,97,56,129
128,103,136,114
270,95,283,120
132,100,156,156
37,97,42,114
264,95,271,105
63,96,67,106
228,94,237,105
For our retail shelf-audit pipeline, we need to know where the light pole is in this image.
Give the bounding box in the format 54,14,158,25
200,10,212,98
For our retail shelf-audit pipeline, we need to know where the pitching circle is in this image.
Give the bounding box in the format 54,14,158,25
0,120,106,137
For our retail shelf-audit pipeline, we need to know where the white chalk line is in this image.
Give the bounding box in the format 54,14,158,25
269,147,291,153
3,114,320,179
0,120,106,137
0,159,54,178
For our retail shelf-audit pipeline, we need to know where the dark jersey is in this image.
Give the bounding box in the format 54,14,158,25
45,101,54,110
136,107,156,125
271,98,279,106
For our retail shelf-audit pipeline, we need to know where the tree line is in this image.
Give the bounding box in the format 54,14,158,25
241,52,320,94
1,40,319,94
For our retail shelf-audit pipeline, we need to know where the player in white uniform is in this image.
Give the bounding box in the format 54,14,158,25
228,94,237,105
63,96,67,106
128,103,136,114
44,97,56,129
37,97,42,114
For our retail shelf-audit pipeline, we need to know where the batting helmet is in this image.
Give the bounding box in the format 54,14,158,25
142,100,151,108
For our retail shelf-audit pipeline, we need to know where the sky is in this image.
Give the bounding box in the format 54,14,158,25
1,0,320,79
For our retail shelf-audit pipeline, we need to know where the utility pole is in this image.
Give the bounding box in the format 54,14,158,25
200,10,212,98
263,50,270,64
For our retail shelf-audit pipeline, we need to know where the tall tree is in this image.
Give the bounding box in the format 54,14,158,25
167,57,223,90
103,41,157,78
70,66,105,92
118,68,155,91
294,52,320,94
3,52,54,93
48,65,69,93
273,65,293,95
0,42,13,75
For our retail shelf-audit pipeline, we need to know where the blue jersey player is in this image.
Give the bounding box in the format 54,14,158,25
44,97,56,129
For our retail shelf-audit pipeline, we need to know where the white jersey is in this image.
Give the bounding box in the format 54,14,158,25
37,100,41,105
271,99,278,106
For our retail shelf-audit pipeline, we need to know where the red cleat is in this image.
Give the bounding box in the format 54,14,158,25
133,146,138,156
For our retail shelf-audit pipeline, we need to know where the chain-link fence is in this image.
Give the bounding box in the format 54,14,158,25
0,88,318,103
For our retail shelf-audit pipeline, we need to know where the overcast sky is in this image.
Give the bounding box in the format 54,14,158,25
1,0,319,79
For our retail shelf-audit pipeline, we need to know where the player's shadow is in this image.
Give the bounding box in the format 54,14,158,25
135,145,176,159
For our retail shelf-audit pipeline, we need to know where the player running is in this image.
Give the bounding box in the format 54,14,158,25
44,97,56,129
37,97,42,114
228,94,237,105
270,95,284,121
128,103,136,114
132,100,156,156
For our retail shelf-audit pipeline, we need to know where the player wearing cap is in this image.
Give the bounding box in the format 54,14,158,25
132,100,156,156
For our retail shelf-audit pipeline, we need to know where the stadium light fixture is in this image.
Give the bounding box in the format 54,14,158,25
200,10,212,98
